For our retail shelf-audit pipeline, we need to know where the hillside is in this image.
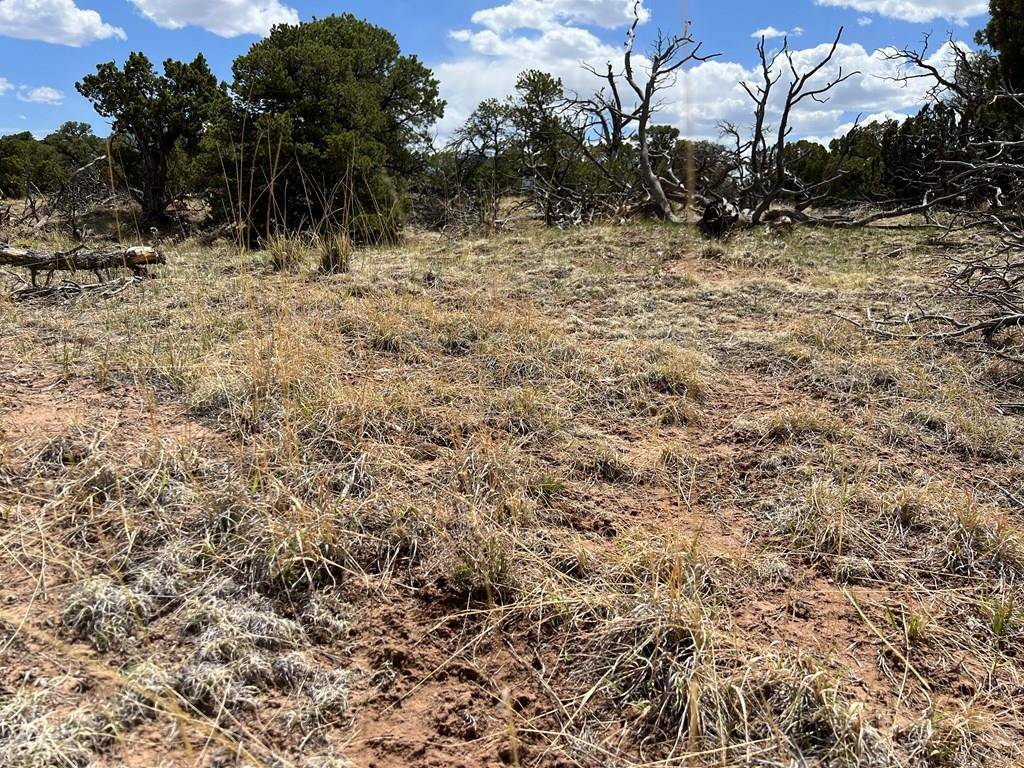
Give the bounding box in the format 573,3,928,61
1,223,1023,767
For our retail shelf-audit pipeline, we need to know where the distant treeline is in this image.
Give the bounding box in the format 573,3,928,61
0,101,981,220
0,123,107,199
1,1,1022,239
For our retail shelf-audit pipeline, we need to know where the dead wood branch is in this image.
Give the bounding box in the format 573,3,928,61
0,244,165,285
10,276,144,304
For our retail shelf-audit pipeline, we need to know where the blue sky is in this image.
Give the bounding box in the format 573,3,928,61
0,0,991,140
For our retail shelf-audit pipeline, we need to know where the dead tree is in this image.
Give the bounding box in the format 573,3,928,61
48,154,113,239
623,9,718,221
726,28,858,225
567,2,719,223
881,35,978,124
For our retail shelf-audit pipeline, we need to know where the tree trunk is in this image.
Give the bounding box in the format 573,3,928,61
139,148,171,222
637,121,681,224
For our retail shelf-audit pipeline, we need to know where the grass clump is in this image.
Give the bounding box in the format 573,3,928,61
318,230,352,274
485,387,564,436
904,400,1021,460
0,692,114,768
760,406,846,442
174,662,260,716
939,505,1024,580
643,347,710,401
61,576,153,652
447,526,518,605
183,596,303,657
571,440,641,484
263,232,305,272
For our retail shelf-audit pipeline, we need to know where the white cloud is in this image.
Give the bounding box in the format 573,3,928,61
17,85,63,104
0,0,125,46
440,10,632,137
665,39,967,141
471,0,648,33
815,0,988,24
126,0,299,37
0,78,67,106
857,15,874,25
753,26,804,40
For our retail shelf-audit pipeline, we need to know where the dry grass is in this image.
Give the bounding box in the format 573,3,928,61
1,221,1023,767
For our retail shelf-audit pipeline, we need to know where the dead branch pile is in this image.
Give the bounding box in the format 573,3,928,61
844,40,1024,366
853,239,1024,366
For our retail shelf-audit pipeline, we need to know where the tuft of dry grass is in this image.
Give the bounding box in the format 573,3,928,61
62,577,154,652
758,406,846,442
262,232,307,273
318,230,352,274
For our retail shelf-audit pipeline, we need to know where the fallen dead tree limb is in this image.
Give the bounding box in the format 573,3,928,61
699,195,963,237
10,276,143,303
836,305,1024,367
854,309,1024,342
0,244,165,284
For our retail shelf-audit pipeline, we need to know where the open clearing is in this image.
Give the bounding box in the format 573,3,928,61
2,223,1023,767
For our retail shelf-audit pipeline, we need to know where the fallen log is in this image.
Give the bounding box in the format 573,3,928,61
0,244,165,284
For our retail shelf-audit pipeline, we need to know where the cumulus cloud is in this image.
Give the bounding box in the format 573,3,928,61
0,80,66,106
753,26,804,40
438,2,968,144
440,9,625,136
126,0,299,37
470,0,648,33
0,0,125,46
17,85,63,104
814,0,988,24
